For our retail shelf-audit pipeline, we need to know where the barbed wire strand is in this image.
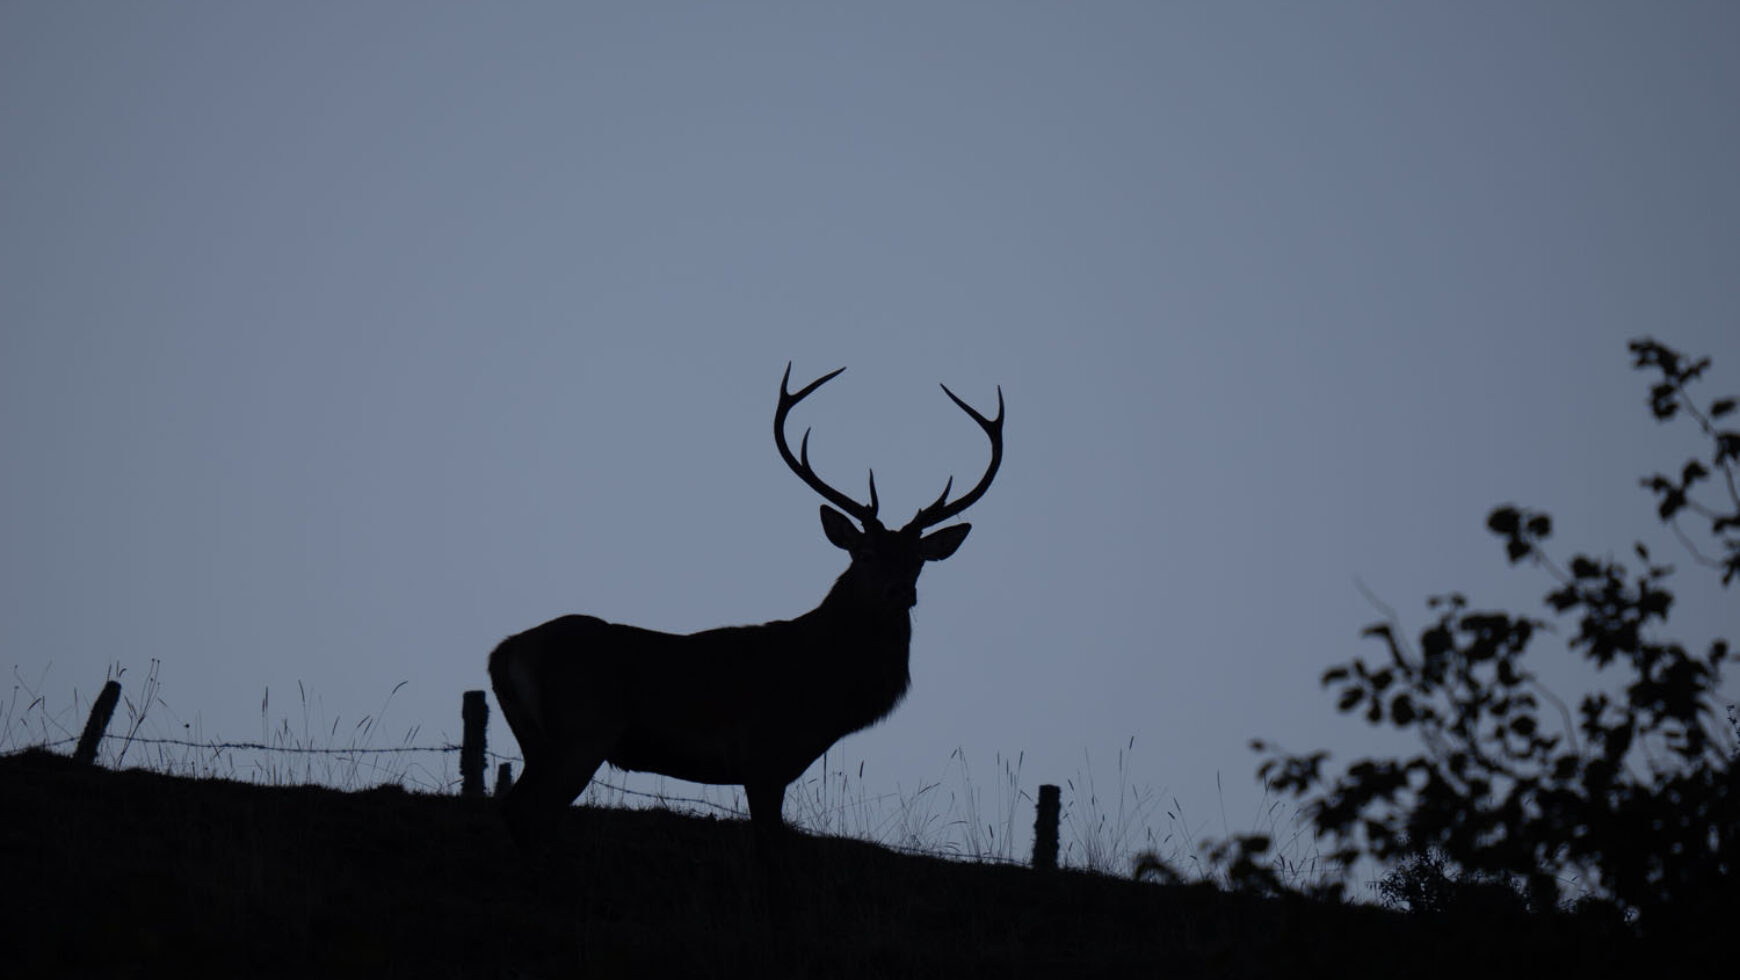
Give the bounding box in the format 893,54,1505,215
1,733,1028,865
5,733,749,816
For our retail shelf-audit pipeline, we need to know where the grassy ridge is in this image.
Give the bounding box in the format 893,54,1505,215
0,749,1649,978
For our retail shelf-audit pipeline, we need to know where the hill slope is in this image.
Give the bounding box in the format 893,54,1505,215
0,749,1651,978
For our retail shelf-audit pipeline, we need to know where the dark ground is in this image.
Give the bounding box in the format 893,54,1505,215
0,749,1687,978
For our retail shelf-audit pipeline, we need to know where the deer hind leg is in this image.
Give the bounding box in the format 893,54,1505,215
503,729,617,852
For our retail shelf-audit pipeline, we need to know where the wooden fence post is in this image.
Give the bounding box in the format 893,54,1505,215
1032,783,1061,870
73,679,123,766
494,762,513,798
460,690,487,798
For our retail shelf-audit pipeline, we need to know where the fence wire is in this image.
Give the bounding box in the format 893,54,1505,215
23,733,460,756
6,699,1039,868
7,731,751,819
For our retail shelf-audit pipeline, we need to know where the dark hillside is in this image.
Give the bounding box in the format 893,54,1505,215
0,750,1650,978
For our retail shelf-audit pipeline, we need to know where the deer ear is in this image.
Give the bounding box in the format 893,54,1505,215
919,523,970,561
819,505,862,552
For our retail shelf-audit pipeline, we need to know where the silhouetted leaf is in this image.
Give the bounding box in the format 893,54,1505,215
1657,487,1687,520
1639,586,1672,619
1391,694,1415,726
1506,539,1530,562
1487,507,1520,535
1712,397,1737,418
1650,382,1679,419
1525,513,1551,538
1496,659,1519,687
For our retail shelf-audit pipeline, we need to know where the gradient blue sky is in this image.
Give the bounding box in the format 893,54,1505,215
3,3,1736,868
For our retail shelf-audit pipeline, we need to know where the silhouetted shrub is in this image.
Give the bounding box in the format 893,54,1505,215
1376,847,1530,917
1227,339,1737,937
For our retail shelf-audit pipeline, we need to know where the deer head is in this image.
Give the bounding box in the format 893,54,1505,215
774,363,1004,611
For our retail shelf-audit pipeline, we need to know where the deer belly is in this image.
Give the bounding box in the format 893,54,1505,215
606,727,753,785
606,722,826,788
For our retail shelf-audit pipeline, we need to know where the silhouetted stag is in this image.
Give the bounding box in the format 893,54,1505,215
489,364,1004,848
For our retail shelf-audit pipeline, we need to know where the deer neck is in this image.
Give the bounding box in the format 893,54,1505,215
810,575,914,649
801,572,915,733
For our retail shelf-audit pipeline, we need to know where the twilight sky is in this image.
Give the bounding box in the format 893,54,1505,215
3,2,1736,871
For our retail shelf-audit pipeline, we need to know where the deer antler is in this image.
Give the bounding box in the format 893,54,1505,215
775,363,881,526
905,382,1004,531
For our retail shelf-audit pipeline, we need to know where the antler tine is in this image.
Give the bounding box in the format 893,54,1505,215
781,361,846,404
907,382,1004,531
798,427,882,514
917,476,953,518
775,362,880,525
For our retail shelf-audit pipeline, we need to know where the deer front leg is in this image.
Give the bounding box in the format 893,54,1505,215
745,781,788,835
744,779,798,920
